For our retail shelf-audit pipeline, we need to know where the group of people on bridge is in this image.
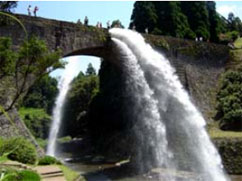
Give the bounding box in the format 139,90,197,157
27,5,39,17
77,17,112,30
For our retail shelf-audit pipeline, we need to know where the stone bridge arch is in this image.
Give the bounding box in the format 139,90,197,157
0,13,231,157
0,13,230,130
0,14,112,59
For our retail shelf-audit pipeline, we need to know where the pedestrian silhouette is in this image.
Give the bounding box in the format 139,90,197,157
27,5,32,16
33,6,39,17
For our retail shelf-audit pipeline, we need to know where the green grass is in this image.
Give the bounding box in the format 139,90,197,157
208,121,242,139
234,37,242,49
0,155,9,163
58,165,85,181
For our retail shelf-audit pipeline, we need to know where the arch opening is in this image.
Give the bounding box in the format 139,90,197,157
48,55,102,156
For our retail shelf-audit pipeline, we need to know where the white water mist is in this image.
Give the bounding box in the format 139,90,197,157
112,38,174,179
110,28,229,181
47,57,81,156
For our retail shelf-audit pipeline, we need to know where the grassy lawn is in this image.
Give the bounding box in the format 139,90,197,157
208,121,242,139
234,37,242,49
58,165,85,181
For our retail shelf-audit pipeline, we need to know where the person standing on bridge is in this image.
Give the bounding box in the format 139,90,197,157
33,6,39,17
84,16,89,26
107,21,110,29
27,5,32,16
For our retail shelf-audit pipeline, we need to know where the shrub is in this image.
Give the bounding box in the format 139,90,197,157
1,169,41,181
216,67,242,130
19,107,51,139
38,155,61,165
0,137,37,164
36,138,48,149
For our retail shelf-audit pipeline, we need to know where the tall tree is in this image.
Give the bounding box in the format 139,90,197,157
154,2,194,38
206,1,220,42
0,1,17,12
181,1,210,40
129,1,194,38
21,75,58,114
62,71,99,137
130,2,158,33
227,13,242,34
85,63,96,76
111,20,124,28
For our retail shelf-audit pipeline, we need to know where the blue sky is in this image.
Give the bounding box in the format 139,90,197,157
216,1,242,19
14,1,242,78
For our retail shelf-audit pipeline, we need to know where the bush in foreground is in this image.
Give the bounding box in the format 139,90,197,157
1,169,41,181
38,155,61,165
0,137,37,164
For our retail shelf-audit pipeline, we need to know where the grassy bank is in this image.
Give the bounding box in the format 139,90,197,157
208,121,242,139
59,164,85,181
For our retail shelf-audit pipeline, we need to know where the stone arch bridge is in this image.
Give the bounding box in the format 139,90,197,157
0,14,229,139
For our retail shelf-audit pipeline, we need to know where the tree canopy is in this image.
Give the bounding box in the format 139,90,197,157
0,36,64,112
216,66,242,131
0,1,17,12
111,20,124,28
130,1,242,42
85,63,96,76
62,66,99,138
21,75,58,114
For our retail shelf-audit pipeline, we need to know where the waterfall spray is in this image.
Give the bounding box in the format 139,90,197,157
47,57,81,156
112,38,174,178
110,28,229,181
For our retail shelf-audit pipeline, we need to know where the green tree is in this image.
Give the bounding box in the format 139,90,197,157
21,75,58,114
0,37,17,79
206,1,221,42
85,63,96,76
130,2,158,33
0,36,64,113
62,71,99,137
181,1,210,40
216,66,242,130
154,2,194,38
129,1,195,39
227,13,242,35
0,1,17,12
111,20,124,28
